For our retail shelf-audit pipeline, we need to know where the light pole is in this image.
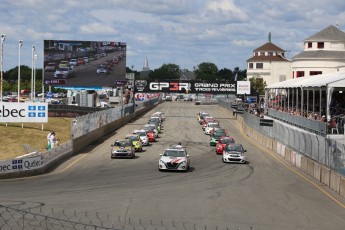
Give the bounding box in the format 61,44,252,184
31,45,36,101
17,40,23,102
33,54,37,101
0,34,6,102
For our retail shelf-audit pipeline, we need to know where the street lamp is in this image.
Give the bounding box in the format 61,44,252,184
0,34,6,102
33,54,37,101
31,45,36,101
17,40,23,102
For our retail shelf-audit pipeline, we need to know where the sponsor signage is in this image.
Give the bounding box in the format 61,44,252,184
0,156,44,174
115,80,128,86
0,102,48,123
237,81,251,95
134,80,238,94
44,79,67,85
260,119,274,127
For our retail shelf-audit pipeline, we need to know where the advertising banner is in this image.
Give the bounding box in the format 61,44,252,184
0,102,48,123
0,155,43,174
236,81,251,95
134,80,238,94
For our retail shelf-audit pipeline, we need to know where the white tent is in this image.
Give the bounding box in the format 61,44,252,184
265,71,345,121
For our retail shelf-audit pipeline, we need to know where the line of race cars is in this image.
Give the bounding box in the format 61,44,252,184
110,111,191,172
111,111,164,159
197,111,247,164
110,109,247,173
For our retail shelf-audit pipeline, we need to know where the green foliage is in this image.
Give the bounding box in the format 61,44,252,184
217,68,233,81
148,63,181,80
194,62,218,80
249,76,266,95
2,66,44,93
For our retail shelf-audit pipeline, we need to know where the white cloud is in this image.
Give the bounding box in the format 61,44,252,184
0,0,344,72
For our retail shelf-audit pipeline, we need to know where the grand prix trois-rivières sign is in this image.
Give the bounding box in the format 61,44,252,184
134,80,250,95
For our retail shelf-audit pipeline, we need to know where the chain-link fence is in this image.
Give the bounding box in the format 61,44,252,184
0,204,255,230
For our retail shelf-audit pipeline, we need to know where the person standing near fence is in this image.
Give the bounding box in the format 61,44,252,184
49,132,58,149
47,131,54,150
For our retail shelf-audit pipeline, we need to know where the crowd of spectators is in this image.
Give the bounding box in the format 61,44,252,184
267,95,345,134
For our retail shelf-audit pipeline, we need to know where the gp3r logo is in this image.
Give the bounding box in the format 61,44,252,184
149,82,191,92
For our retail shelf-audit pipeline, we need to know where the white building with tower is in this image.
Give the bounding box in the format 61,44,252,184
291,25,345,78
246,33,291,86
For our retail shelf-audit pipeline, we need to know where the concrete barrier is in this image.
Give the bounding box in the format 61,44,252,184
290,151,297,166
313,162,321,181
330,171,341,194
284,149,291,163
307,158,314,176
272,141,277,153
340,176,345,197
321,165,331,187
295,153,301,169
301,156,308,173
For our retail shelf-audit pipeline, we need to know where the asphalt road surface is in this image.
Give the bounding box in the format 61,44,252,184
1,102,345,230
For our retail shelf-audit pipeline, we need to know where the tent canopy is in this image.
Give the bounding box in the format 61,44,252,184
266,72,345,89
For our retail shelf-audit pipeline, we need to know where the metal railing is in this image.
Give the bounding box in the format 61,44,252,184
267,109,327,136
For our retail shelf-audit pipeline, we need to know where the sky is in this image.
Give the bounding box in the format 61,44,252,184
0,0,344,72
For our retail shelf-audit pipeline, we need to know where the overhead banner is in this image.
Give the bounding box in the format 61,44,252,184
134,80,240,94
0,102,48,123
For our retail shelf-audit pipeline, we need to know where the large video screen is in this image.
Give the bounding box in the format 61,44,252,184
43,40,126,88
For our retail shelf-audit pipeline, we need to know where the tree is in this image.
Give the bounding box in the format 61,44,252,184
194,62,218,81
148,63,181,80
217,68,233,81
249,76,266,95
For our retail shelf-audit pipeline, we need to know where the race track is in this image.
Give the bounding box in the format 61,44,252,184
1,102,345,230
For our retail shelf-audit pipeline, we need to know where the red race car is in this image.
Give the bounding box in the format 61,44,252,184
216,136,235,154
146,130,156,142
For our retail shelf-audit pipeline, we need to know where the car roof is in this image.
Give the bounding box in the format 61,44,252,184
165,147,185,151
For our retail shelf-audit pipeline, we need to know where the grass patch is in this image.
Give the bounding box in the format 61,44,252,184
0,117,72,160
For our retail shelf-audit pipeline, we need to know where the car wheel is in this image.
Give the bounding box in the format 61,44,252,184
222,158,226,163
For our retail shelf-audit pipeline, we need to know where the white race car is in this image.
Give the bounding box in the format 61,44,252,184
204,122,219,135
133,129,149,146
222,144,247,164
158,147,190,172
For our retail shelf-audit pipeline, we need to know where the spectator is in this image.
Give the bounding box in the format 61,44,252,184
321,115,327,122
49,132,59,148
47,130,54,150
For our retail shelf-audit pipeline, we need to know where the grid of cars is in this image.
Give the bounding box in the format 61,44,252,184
197,111,247,164
45,51,124,78
110,111,165,159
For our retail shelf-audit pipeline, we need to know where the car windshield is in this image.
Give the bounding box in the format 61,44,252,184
211,133,223,138
114,141,131,147
137,132,146,137
58,67,69,71
226,145,243,152
220,138,235,144
163,150,186,157
208,123,218,127
129,136,140,141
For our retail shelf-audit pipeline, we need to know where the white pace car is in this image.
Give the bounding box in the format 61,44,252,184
158,147,190,172
133,129,149,146
222,144,247,164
